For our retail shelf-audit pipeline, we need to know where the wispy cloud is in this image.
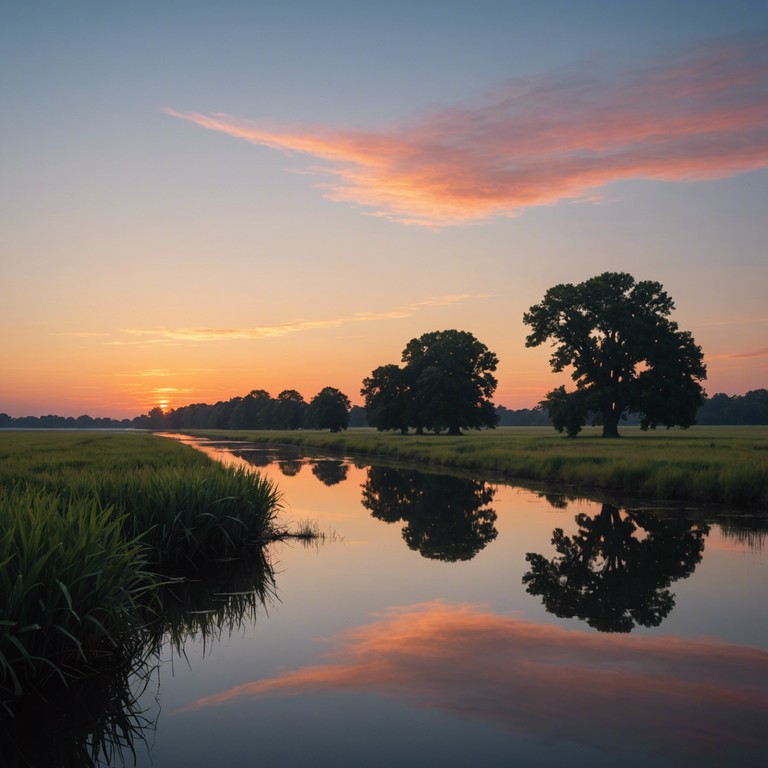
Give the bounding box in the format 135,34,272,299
174,602,768,762
707,347,768,361
57,332,111,338
165,36,768,227
730,347,768,359
108,294,488,345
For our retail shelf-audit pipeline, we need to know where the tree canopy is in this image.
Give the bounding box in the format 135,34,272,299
523,272,706,438
306,387,351,432
362,329,499,435
360,364,411,434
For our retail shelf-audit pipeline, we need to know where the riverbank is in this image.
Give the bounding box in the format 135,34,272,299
184,426,768,510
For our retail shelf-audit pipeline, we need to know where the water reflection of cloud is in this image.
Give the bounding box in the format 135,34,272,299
175,601,768,763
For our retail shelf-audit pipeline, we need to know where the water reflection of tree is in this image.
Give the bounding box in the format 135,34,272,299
361,467,497,561
232,448,274,468
1,552,276,765
523,504,708,632
279,458,303,476
311,460,349,486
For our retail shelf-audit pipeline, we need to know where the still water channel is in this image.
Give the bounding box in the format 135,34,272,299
130,435,768,768
17,435,768,766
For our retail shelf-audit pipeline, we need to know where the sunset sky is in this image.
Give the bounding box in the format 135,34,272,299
2,1,767,418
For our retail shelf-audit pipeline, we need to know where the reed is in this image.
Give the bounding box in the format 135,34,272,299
0,486,151,697
0,432,283,564
0,431,283,701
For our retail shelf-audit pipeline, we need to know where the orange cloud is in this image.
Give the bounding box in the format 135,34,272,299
165,37,768,227
174,602,768,763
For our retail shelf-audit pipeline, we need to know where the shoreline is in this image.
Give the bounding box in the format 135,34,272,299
180,426,768,511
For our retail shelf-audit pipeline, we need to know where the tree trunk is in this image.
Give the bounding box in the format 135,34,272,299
601,406,621,438
447,426,463,436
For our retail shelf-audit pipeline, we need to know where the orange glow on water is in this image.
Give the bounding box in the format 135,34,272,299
173,601,768,761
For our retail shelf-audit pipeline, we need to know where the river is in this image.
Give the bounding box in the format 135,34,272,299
123,435,766,768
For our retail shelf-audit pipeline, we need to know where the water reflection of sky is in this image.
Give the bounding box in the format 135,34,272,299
146,437,767,767
174,601,768,765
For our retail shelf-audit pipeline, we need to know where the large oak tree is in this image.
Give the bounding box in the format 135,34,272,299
523,272,706,438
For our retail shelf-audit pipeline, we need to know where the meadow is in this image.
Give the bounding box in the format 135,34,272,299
188,425,768,510
0,431,282,705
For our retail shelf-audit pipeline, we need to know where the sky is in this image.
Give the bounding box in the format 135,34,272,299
1,1,767,418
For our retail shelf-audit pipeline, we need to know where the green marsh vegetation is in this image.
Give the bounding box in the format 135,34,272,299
0,431,285,719
0,431,282,564
188,426,768,509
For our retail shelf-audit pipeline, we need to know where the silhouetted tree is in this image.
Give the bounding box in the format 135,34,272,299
347,405,369,428
523,504,709,632
229,390,274,429
361,466,497,561
144,408,166,430
361,364,411,433
539,385,590,437
306,387,351,432
523,272,706,437
363,330,498,435
403,330,499,435
272,390,307,430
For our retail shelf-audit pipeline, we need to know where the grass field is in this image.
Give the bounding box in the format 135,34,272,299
186,425,768,510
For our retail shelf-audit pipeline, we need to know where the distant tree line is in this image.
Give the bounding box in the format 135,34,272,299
696,389,768,425
0,413,136,429
0,386,353,432
1,389,766,432
139,386,352,432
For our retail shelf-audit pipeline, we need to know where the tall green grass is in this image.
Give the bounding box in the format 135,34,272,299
0,432,282,564
0,431,283,704
187,426,768,509
0,486,151,696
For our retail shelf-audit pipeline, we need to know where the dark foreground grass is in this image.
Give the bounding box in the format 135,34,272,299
188,426,768,510
0,431,283,702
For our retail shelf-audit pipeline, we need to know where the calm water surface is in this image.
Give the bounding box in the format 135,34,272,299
122,438,767,765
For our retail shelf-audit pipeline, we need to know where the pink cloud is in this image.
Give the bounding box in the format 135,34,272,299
165,37,768,227
174,601,768,763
